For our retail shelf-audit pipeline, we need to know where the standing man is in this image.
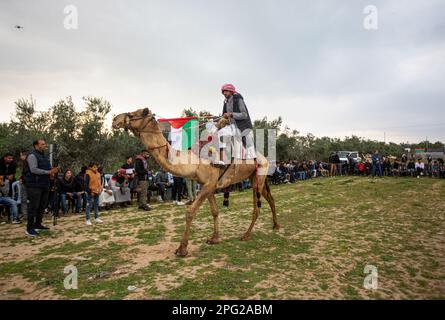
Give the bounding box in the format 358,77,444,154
372,150,383,177
329,152,340,177
213,83,254,166
134,150,151,211
172,176,185,206
185,178,197,205
23,140,58,236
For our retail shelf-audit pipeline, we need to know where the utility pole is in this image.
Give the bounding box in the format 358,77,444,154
384,132,386,144
426,136,429,152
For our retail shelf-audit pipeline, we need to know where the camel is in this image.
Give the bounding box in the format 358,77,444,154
112,108,280,257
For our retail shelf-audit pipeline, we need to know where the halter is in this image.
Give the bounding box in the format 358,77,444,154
123,112,168,153
124,112,161,134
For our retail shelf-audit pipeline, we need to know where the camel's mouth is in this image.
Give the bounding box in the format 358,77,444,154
112,115,125,130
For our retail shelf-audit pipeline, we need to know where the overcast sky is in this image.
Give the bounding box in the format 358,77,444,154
1,0,444,143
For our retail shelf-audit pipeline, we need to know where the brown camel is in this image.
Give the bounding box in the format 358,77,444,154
112,108,280,257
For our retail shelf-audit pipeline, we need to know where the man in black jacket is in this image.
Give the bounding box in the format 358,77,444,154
134,150,151,211
23,140,58,236
329,152,340,177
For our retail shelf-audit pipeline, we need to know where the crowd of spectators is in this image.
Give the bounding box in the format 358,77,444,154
270,150,445,184
1,144,445,234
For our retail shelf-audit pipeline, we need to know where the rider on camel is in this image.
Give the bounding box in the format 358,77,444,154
212,84,255,167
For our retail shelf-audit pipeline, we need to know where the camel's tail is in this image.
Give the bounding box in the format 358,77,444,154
255,160,262,208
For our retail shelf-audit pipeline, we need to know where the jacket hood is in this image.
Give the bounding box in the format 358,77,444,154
86,169,99,176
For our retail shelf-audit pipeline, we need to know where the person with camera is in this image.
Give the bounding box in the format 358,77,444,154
372,150,383,177
23,139,59,236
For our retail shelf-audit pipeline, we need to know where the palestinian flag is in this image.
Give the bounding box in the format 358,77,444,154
158,117,199,151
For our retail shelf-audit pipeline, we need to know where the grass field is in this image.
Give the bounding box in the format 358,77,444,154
0,176,444,300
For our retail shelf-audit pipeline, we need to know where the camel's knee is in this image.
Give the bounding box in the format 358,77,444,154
185,210,195,223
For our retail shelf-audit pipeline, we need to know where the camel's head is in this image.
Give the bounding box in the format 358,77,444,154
112,108,157,133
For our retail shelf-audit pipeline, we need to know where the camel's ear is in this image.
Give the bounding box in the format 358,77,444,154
142,108,150,117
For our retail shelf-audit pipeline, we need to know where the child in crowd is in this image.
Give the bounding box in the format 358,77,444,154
85,162,103,225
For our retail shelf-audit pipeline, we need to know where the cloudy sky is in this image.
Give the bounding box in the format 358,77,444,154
1,0,444,143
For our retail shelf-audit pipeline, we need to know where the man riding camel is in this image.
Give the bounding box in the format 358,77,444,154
212,83,256,167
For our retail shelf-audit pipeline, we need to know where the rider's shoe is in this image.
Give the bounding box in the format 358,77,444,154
211,160,227,168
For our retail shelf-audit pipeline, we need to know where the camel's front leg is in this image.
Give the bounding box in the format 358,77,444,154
206,193,220,245
175,184,215,257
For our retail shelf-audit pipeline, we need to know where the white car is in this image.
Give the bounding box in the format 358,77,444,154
348,151,362,163
337,151,351,163
337,151,361,164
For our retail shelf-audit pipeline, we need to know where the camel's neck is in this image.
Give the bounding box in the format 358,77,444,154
139,130,193,178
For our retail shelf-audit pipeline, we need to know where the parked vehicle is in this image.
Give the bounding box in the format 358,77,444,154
336,151,361,164
348,151,361,163
337,151,351,163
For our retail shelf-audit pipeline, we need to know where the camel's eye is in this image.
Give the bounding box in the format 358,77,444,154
142,108,149,117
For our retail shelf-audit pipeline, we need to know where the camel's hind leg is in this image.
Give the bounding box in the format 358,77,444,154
262,178,280,230
241,174,265,241
206,193,221,245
